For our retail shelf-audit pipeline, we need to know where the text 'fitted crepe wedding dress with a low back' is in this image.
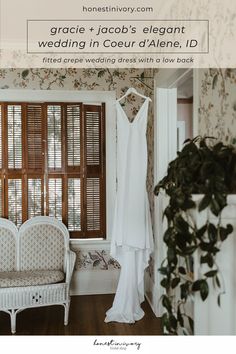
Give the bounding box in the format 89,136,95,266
105,95,153,323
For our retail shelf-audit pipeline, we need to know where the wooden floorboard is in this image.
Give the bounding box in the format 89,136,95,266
0,294,162,335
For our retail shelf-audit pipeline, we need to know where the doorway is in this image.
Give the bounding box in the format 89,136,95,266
152,68,198,316
177,74,193,150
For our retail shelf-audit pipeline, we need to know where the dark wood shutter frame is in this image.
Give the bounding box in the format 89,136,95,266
83,103,106,238
0,101,106,239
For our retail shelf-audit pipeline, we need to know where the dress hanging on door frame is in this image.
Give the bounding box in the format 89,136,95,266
105,90,153,323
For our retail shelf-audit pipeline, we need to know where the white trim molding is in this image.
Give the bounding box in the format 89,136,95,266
150,68,197,317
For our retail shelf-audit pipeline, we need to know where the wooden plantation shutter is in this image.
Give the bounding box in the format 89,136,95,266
67,104,81,167
84,104,106,237
26,104,44,219
44,102,106,238
27,104,43,171
66,104,82,235
0,101,106,239
47,105,62,170
27,178,43,218
5,104,24,226
68,177,81,231
7,105,22,169
7,178,22,227
46,104,63,224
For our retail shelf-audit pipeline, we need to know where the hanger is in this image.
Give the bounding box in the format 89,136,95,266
130,76,154,91
117,87,152,102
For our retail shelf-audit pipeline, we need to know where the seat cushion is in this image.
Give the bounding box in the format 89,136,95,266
0,270,65,288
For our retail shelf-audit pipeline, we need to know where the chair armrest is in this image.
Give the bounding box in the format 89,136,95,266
65,250,76,284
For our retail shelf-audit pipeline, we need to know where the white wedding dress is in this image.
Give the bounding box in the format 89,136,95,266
105,96,153,323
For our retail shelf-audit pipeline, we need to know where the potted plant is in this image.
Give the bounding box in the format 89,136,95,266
154,136,236,335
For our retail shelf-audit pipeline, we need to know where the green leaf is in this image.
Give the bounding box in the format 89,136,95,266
21,69,29,79
196,224,207,239
163,227,174,243
180,282,189,300
219,227,228,242
212,246,220,254
215,275,221,288
171,277,180,289
214,192,227,209
199,242,210,251
199,194,211,212
163,206,174,223
210,197,221,216
161,278,169,288
167,247,177,265
184,245,197,255
158,267,168,275
169,315,178,330
199,242,217,255
200,253,213,267
208,223,217,242
178,266,186,275
213,142,224,152
188,316,194,333
200,280,209,301
193,279,210,300
162,313,169,330
204,270,218,277
219,224,233,242
174,215,190,234
177,306,184,327
227,224,233,235
162,295,172,312
182,199,196,210
192,280,201,291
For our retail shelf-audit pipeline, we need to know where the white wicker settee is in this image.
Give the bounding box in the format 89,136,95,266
0,216,76,334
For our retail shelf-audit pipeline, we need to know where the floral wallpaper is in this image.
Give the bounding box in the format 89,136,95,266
0,67,155,273
198,68,236,144
0,68,153,118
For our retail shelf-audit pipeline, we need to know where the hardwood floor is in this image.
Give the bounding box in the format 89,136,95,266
0,294,162,335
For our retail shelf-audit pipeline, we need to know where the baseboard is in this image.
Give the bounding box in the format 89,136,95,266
70,269,120,296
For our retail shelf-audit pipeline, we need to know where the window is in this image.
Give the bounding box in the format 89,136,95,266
0,101,106,239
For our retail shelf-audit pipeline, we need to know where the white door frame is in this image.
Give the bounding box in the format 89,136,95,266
152,68,199,316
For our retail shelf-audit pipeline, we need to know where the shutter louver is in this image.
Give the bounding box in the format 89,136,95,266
28,178,42,218
8,178,22,227
47,105,62,169
27,105,43,171
48,178,62,220
84,104,105,237
67,104,81,167
7,105,22,169
86,177,100,231
68,178,81,231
